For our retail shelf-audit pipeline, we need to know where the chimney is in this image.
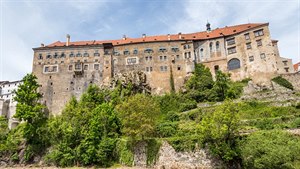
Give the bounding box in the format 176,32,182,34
167,34,171,41
66,34,70,46
122,35,127,40
142,34,146,38
178,32,182,39
41,43,44,47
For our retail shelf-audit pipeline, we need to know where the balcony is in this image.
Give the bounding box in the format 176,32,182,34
74,62,83,75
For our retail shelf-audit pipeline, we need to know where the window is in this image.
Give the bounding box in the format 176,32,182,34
177,65,181,71
164,56,167,61
53,53,58,58
227,47,236,54
159,47,167,53
214,65,219,72
44,66,49,72
249,56,254,62
183,44,190,49
61,52,66,58
146,67,153,72
283,61,288,66
46,54,51,59
68,65,73,71
133,49,138,54
127,58,137,65
75,63,81,70
260,53,266,59
38,54,43,60
226,38,235,45
160,66,168,72
52,66,58,72
254,29,264,37
159,56,167,61
244,33,250,40
256,39,262,47
228,58,241,70
84,64,89,70
176,55,180,59
184,52,191,58
216,41,220,51
83,52,89,57
246,42,252,49
209,42,213,52
69,52,74,57
113,51,120,56
76,52,82,57
123,50,130,55
285,68,289,72
144,48,153,53
145,56,152,61
94,64,99,70
171,47,179,52
94,50,100,57
104,49,110,55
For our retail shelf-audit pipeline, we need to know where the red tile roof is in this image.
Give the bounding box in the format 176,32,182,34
41,23,268,48
294,62,300,72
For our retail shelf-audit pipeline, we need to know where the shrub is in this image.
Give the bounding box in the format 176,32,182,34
272,76,294,90
156,122,178,137
240,130,300,169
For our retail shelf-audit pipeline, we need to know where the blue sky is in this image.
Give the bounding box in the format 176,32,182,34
0,0,299,81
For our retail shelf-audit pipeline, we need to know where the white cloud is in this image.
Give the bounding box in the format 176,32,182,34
171,0,300,63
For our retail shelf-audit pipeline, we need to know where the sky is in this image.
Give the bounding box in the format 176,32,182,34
0,0,299,81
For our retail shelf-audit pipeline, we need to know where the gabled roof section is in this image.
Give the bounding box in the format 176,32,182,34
36,23,268,49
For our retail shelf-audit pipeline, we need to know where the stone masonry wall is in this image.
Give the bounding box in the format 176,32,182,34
282,72,300,91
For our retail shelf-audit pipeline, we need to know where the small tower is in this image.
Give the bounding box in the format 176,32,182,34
206,22,211,32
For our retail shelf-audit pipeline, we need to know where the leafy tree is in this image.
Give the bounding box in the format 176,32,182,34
240,130,300,169
116,94,160,139
200,100,241,166
213,70,231,101
185,64,214,102
13,73,48,161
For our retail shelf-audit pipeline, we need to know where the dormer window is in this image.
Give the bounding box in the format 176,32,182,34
144,48,153,53
83,52,89,57
38,54,43,60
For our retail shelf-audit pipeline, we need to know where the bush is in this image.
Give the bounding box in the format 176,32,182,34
115,139,134,166
240,130,300,169
272,76,294,90
156,122,178,137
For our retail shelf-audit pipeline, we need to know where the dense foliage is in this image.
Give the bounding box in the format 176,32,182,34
0,65,299,168
272,76,294,90
240,130,300,169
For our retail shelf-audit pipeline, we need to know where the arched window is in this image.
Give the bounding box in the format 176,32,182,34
209,42,213,52
216,41,220,51
227,58,241,70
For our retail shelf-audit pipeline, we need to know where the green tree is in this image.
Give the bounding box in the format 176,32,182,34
185,63,214,102
116,94,160,139
240,130,300,169
213,70,231,101
13,73,48,161
170,66,175,93
200,100,240,166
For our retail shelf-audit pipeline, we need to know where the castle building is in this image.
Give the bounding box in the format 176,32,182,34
32,23,293,115
0,81,22,129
